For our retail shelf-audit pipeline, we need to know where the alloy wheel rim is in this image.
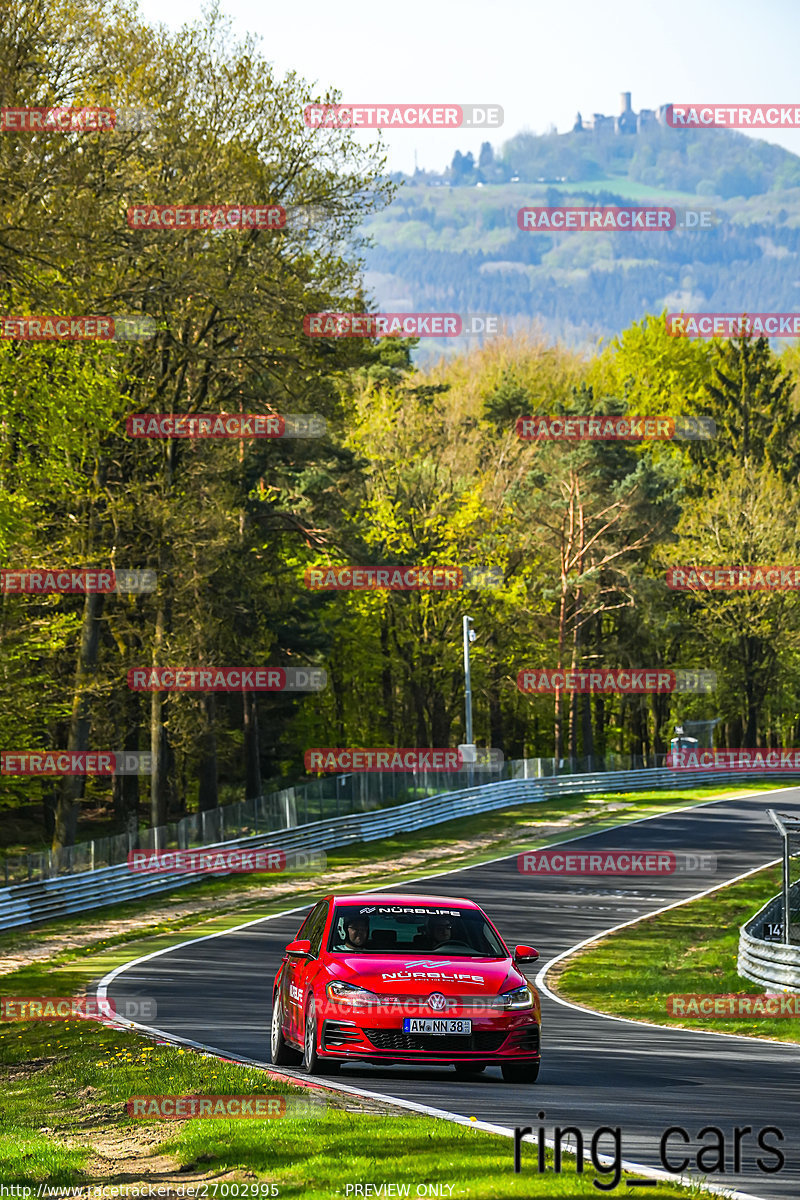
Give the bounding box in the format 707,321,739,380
271,1001,280,1054
305,1007,315,1063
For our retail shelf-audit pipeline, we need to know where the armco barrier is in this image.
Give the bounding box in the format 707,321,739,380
0,766,791,932
0,754,665,886
738,882,800,992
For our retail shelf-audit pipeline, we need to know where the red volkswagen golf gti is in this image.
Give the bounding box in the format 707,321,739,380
270,893,541,1082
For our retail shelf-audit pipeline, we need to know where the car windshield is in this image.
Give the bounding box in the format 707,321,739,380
327,903,507,957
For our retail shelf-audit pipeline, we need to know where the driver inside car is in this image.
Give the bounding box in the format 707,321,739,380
332,914,370,951
427,915,453,947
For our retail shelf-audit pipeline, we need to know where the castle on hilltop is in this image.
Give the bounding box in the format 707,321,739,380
573,93,671,134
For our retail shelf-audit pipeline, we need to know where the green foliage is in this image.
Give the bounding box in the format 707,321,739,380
688,335,800,479
5,3,800,854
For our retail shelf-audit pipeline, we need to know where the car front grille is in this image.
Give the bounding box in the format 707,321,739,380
364,1029,506,1053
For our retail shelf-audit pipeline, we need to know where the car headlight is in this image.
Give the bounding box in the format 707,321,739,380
499,985,534,1010
326,982,378,1007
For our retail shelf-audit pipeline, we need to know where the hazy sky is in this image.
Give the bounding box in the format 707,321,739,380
134,0,800,173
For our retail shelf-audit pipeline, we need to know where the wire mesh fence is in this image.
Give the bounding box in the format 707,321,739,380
1,750,666,885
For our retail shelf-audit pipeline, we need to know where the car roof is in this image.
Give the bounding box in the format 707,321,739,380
326,893,478,908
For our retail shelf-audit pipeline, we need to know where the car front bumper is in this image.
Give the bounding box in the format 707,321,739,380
319,1012,540,1063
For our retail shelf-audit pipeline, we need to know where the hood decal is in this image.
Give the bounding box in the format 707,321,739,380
380,969,485,983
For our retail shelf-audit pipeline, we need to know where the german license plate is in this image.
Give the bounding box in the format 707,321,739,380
402,1018,472,1034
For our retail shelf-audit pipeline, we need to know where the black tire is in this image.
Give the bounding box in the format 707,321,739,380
302,997,340,1075
270,994,301,1066
501,1059,541,1084
454,1063,487,1074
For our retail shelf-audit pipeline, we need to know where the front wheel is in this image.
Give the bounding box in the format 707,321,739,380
501,1059,540,1084
270,994,301,1066
302,997,340,1075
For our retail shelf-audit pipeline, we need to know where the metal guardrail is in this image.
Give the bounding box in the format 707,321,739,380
0,764,793,933
1,753,656,886
738,881,800,992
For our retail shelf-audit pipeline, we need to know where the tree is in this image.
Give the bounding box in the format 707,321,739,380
450,150,475,185
687,335,800,481
509,394,681,763
0,0,392,847
478,142,494,172
665,463,800,744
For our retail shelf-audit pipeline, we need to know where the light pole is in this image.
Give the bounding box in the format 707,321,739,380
463,615,476,749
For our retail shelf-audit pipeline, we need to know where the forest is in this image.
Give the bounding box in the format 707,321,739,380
3,1,800,855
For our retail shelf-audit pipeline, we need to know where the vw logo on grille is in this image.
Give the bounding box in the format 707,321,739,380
428,992,447,1011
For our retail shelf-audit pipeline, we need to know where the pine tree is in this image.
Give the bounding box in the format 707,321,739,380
689,335,800,480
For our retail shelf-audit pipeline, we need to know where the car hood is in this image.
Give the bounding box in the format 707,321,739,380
325,954,524,995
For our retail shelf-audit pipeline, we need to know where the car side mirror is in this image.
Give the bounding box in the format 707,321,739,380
514,945,539,963
285,938,312,957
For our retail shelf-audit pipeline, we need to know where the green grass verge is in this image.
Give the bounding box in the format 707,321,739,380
158,1114,705,1198
555,862,799,1041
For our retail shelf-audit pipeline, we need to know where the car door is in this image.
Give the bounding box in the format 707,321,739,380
291,901,329,1042
285,901,328,1042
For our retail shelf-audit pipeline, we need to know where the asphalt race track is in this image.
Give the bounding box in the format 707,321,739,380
105,787,800,1199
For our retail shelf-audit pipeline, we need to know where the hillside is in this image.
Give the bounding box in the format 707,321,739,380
361,125,800,354
497,124,800,194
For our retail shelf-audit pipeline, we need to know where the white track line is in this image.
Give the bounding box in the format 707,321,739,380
95,784,796,1200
